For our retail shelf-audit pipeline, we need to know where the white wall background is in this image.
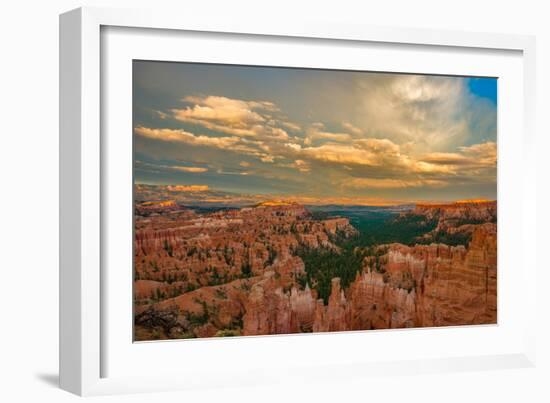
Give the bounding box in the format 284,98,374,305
1,0,548,401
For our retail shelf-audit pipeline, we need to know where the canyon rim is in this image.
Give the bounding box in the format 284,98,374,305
133,61,497,341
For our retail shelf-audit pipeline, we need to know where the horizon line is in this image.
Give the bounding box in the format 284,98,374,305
134,182,496,207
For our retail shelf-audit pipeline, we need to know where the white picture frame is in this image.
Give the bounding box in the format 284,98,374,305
59,6,537,396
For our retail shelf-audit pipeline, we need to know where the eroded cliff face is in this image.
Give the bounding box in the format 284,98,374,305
134,201,496,340
237,223,496,335
415,200,496,233
373,222,496,328
413,201,496,221
133,203,357,339
134,204,355,289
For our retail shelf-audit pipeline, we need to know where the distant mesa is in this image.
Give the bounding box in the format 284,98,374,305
166,185,210,192
254,200,299,208
415,199,496,209
135,199,180,215
139,200,177,208
454,199,495,204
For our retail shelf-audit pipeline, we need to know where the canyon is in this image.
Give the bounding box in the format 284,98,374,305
134,199,497,340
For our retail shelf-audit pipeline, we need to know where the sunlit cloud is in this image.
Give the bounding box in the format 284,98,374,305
171,166,208,173
136,121,495,192
344,177,447,189
459,141,497,164
173,95,266,135
279,159,311,173
260,155,275,163
167,95,293,140
135,126,240,148
134,126,271,161
135,160,208,173
280,121,302,132
420,141,497,169
304,122,352,145
341,121,363,136
354,75,494,153
166,185,210,192
217,169,250,176
134,62,497,203
300,143,381,166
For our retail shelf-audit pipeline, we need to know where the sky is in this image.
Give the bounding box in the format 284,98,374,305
133,61,497,205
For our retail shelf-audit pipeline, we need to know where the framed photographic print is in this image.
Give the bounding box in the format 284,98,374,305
132,61,498,341
60,7,537,396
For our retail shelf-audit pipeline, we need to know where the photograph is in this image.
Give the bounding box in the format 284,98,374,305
132,61,497,341
1,0,546,400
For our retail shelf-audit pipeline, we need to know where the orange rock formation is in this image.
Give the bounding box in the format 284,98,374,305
134,201,496,340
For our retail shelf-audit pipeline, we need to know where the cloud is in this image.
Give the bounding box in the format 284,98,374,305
135,126,272,160
173,95,266,135
353,74,494,153
459,141,497,164
156,111,169,119
136,119,495,195
280,121,302,132
260,155,275,163
419,152,470,165
266,127,290,140
135,126,241,148
304,123,352,145
341,121,363,136
279,159,311,173
167,95,293,140
344,177,447,189
292,137,493,178
135,160,208,173
134,73,496,201
420,141,497,170
166,185,210,192
171,166,208,173
216,169,249,176
294,138,439,173
392,75,458,103
143,87,496,177
300,143,380,166
279,137,496,189
354,138,400,155
293,160,310,173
